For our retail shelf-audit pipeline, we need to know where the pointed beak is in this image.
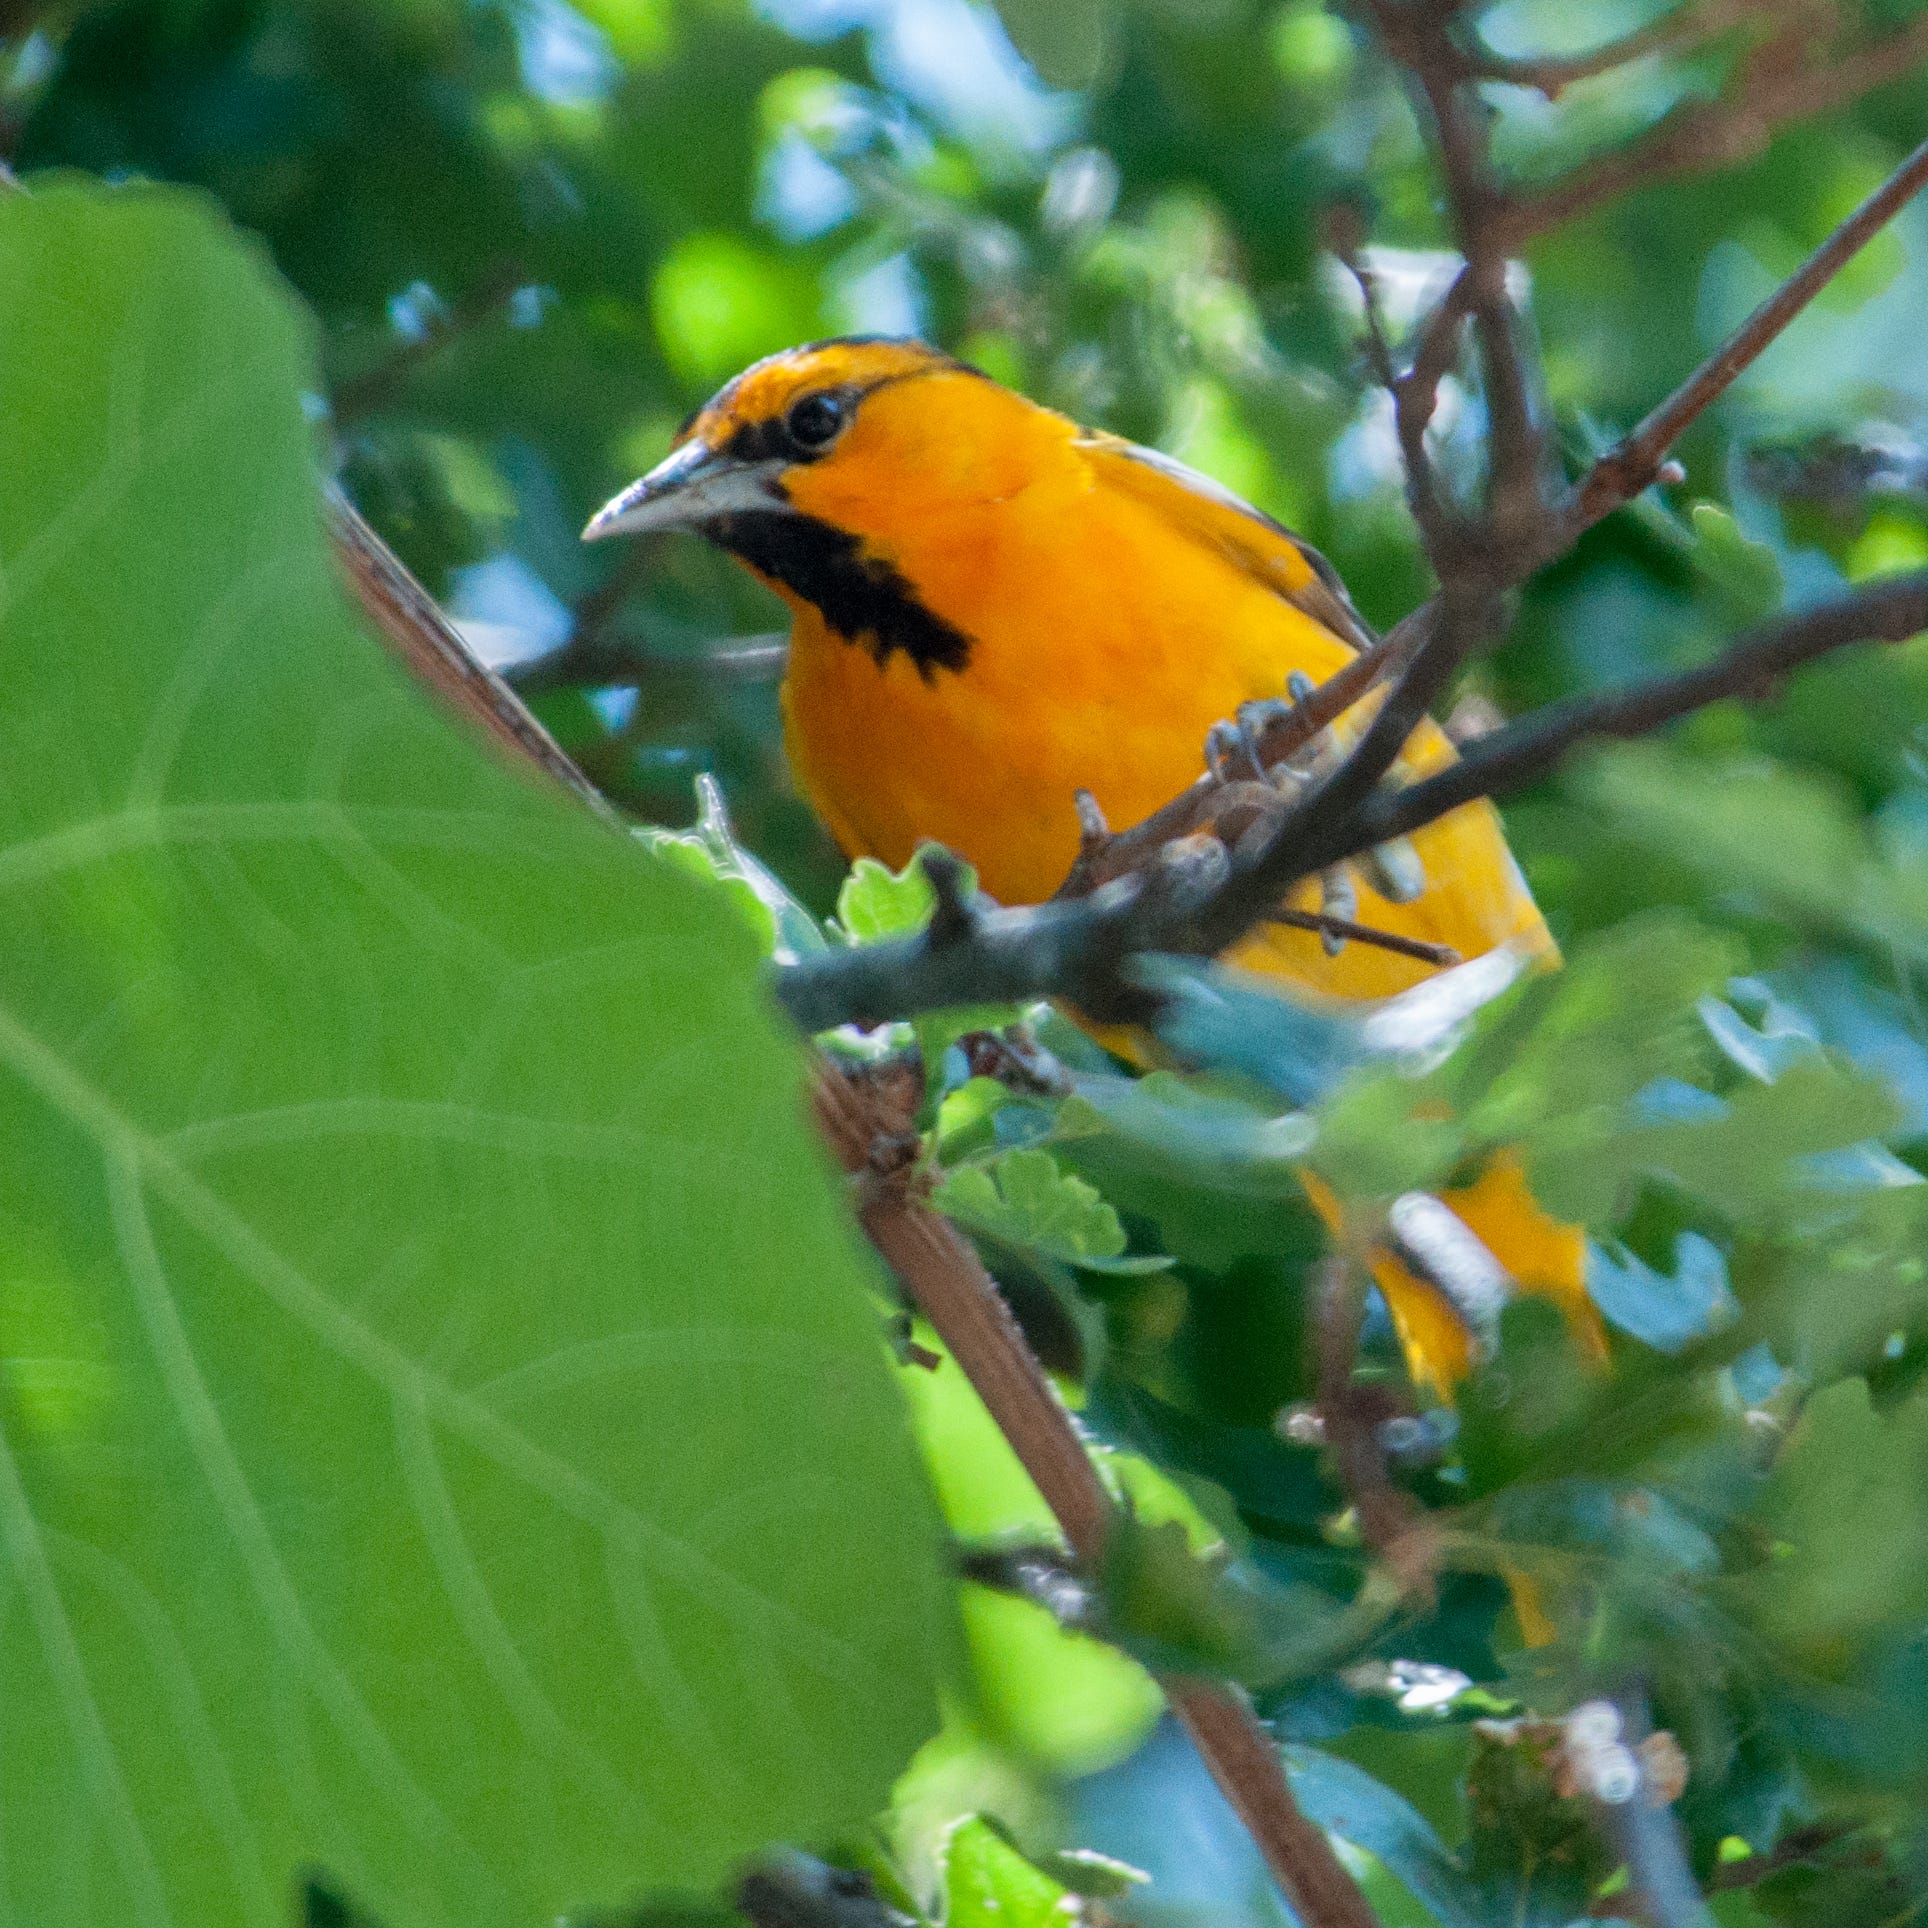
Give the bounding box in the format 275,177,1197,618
582,439,781,542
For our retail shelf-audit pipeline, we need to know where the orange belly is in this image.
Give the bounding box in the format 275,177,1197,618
777,468,1546,1001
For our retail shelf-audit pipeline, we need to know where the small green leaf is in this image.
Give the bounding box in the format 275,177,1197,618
1035,1848,1150,1899
1447,916,1734,1143
1756,1182,1928,1374
935,1148,1171,1273
941,1818,1080,1928
1582,744,1928,968
1284,1747,1487,1928
1308,916,1734,1210
1059,1070,1315,1186
836,846,955,944
650,772,827,963
1306,1069,1463,1202
630,826,780,955
1690,502,1785,623
933,1076,1023,1164
1648,1056,1905,1220
832,850,1020,1079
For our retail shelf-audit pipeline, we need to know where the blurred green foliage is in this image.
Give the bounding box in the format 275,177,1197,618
10,0,1928,1924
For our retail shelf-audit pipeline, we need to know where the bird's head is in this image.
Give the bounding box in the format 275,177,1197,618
582,335,1056,548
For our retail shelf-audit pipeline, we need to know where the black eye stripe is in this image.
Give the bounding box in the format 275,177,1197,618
716,382,868,467
716,416,791,466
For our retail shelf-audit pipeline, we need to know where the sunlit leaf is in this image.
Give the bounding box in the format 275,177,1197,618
632,775,827,963
940,1817,1079,1928
0,181,947,1928
836,850,946,945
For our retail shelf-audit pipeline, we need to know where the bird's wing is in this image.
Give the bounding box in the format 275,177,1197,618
1072,430,1380,655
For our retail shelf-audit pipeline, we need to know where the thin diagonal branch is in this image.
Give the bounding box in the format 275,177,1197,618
328,490,614,817
1453,0,1758,99
1568,134,1928,529
812,1063,1381,1928
812,1063,1114,1558
770,574,1928,1032
1054,621,1416,895
331,260,526,425
1314,572,1928,865
1497,12,1928,246
1270,907,1458,966
1365,0,1545,563
1291,0,1542,914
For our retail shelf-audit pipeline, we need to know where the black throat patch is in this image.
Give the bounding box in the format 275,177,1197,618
709,510,972,679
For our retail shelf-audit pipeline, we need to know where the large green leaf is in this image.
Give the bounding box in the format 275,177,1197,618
988,0,1113,89
0,180,947,1927
1743,1379,1928,1650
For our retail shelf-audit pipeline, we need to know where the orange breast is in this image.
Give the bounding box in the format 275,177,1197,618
776,425,1547,1001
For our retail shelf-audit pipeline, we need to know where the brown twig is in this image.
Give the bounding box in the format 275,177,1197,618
1281,1,1541,909
1270,908,1459,967
331,260,527,424
327,490,613,817
1365,0,1541,565
1406,1,1551,551
1569,134,1928,529
811,1063,1381,1928
1496,12,1928,246
1054,625,1415,897
1706,1822,1857,1892
1332,238,1460,544
1320,571,1928,867
1312,1256,1436,1596
1163,1682,1385,1928
1452,0,1757,99
811,1063,1114,1559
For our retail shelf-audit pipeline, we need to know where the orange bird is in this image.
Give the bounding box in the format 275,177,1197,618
586,336,1598,1395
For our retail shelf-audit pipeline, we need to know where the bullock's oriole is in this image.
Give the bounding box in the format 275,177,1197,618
586,336,1598,1395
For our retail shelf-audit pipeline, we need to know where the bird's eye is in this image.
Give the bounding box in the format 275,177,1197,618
785,391,847,452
